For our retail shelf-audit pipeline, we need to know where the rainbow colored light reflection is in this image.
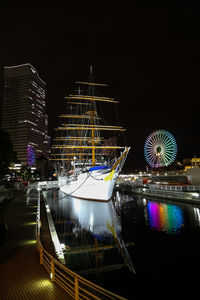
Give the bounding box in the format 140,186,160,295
146,201,184,234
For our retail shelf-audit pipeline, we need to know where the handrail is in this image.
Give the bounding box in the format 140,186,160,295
35,195,127,299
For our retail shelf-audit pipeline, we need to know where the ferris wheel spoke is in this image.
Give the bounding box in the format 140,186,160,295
148,137,156,147
146,137,155,146
160,156,167,166
166,148,177,156
165,142,174,149
148,140,156,147
162,154,170,165
148,152,156,162
152,132,159,142
164,152,174,164
147,156,156,165
148,153,157,162
162,133,169,142
151,156,157,166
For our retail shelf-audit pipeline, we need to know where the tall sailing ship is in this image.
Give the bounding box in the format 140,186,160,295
51,69,130,201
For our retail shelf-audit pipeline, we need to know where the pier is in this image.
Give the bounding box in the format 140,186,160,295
117,174,200,204
0,184,128,300
0,189,71,300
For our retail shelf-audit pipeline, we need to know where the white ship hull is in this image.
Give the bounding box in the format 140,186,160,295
59,169,118,201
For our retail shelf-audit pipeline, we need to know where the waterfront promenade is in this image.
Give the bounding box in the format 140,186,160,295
0,190,72,300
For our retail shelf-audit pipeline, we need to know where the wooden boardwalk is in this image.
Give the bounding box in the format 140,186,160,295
0,190,72,300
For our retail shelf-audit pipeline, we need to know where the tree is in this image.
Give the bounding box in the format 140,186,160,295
36,154,54,180
0,130,17,180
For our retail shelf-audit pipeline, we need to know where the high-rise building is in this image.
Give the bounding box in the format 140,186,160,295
1,63,50,166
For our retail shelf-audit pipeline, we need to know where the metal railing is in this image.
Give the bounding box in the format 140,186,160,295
35,188,127,300
148,183,200,193
38,181,59,190
36,237,127,300
118,180,200,193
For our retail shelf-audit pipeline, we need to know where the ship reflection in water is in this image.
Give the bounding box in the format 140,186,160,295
43,189,200,299
44,189,135,275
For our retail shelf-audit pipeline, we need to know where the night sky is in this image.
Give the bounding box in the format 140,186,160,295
0,2,200,170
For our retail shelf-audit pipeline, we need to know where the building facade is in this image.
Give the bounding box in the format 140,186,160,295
183,157,200,171
1,63,50,166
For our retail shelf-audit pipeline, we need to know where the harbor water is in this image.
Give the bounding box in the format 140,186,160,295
43,189,200,299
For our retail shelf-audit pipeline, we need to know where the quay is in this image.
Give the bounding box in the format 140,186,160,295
117,175,200,204
0,189,71,300
0,183,128,300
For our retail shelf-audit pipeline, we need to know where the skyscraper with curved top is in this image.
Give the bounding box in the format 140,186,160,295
2,63,50,166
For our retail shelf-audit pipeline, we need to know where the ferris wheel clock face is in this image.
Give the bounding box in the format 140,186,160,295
144,130,177,168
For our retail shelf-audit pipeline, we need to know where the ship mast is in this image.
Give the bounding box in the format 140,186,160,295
89,65,96,166
51,68,126,170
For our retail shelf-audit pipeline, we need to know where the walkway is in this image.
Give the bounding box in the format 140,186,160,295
0,190,72,300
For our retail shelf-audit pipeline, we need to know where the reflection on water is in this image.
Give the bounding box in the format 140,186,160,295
43,190,134,274
43,189,200,299
141,198,200,234
194,207,200,226
67,196,121,239
46,190,121,242
145,201,184,234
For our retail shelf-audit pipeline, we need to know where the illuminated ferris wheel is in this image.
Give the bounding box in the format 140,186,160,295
144,130,177,168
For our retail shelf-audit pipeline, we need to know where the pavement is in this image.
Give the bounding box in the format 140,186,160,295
0,189,72,300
